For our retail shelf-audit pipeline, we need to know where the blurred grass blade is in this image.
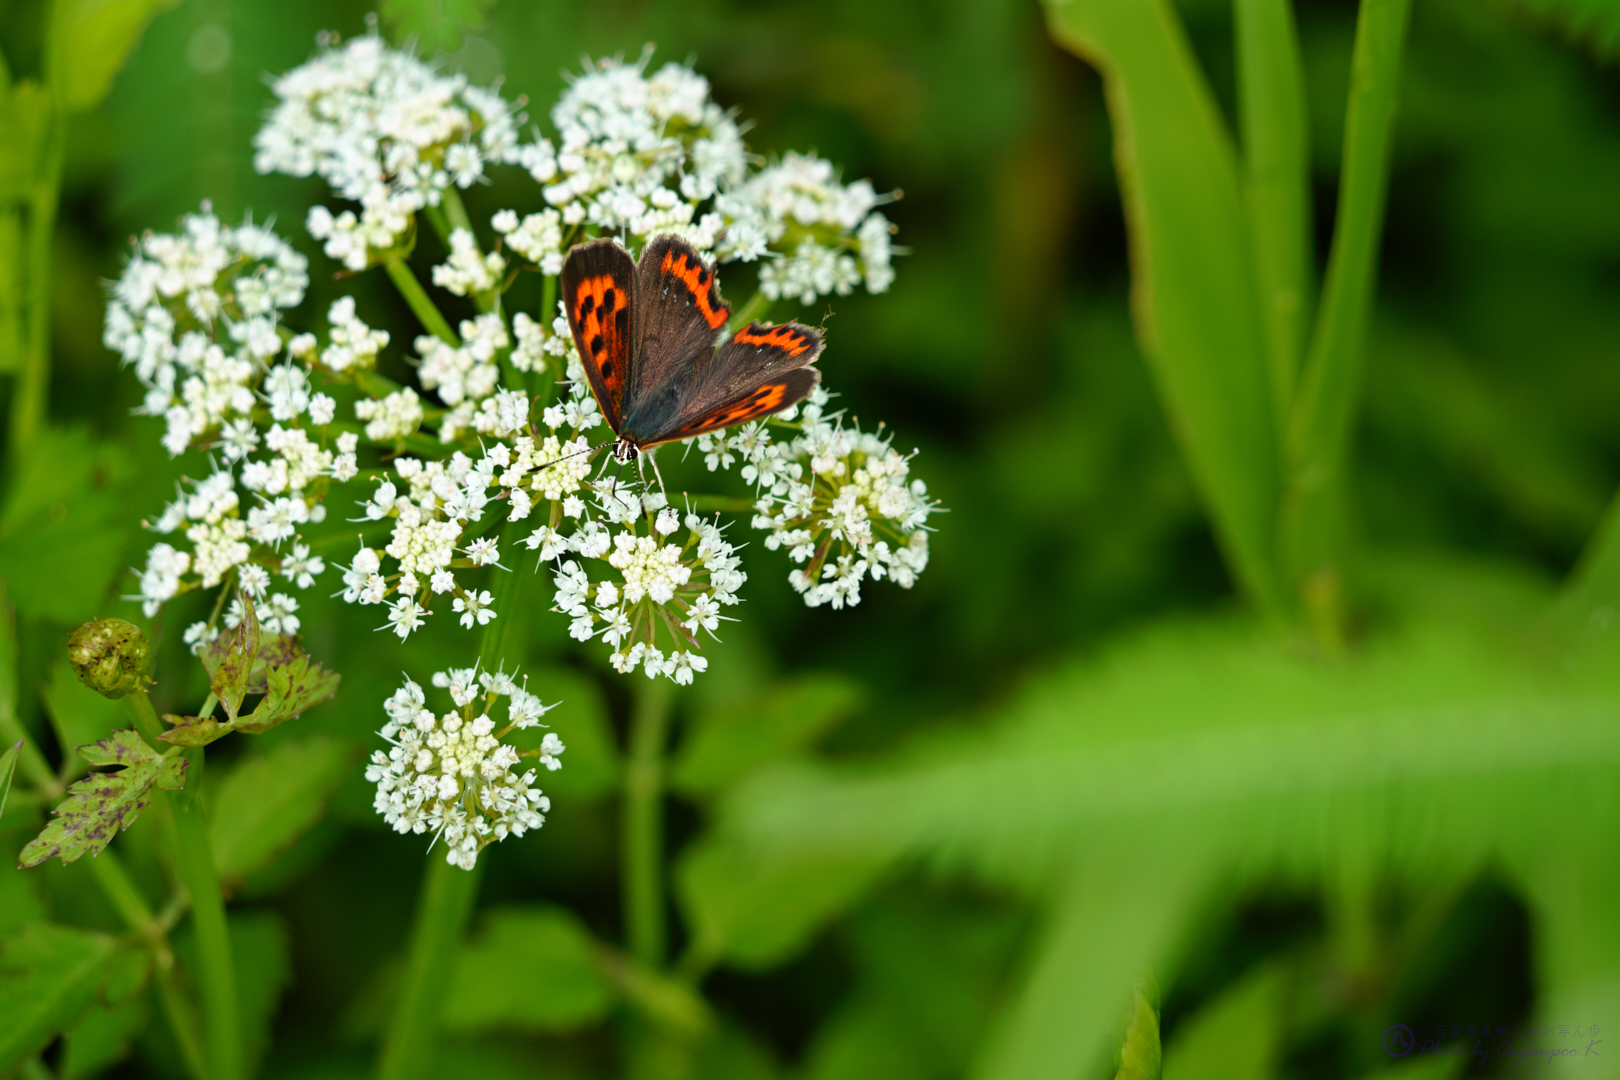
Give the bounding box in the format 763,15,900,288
0,740,19,824
1113,981,1161,1080
1546,483,1620,639
1042,0,1284,620
48,0,181,112
1234,0,1313,420
1281,0,1412,625
974,852,1205,1080
1160,963,1283,1079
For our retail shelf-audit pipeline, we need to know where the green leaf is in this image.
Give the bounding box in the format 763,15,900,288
672,674,865,797
49,0,181,112
61,992,149,1079
212,597,261,722
676,831,887,970
199,631,306,697
19,731,186,867
442,905,615,1033
0,82,51,203
1161,965,1282,1080
0,740,18,825
43,660,122,772
381,0,496,55
211,736,354,880
158,713,233,748
1498,0,1620,57
0,922,117,1073
1041,0,1283,617
1113,983,1161,1080
235,654,341,734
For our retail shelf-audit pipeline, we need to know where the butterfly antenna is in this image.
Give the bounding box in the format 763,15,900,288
531,438,613,478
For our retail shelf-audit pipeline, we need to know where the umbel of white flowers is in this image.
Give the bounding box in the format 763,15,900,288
365,664,564,869
113,31,939,688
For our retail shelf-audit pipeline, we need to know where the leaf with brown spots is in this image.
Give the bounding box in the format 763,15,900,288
18,731,187,868
211,597,261,721
235,656,341,735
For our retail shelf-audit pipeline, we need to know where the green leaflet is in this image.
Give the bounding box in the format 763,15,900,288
164,645,341,747
212,596,262,722
1113,982,1162,1080
1040,0,1283,619
380,0,496,54
0,922,117,1073
48,0,182,112
442,905,615,1033
211,736,355,881
17,730,186,867
234,654,342,733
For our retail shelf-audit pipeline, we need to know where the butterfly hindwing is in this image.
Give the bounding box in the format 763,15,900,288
629,320,824,446
560,238,638,432
632,235,733,400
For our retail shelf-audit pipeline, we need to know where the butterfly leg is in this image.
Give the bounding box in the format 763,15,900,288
642,447,671,509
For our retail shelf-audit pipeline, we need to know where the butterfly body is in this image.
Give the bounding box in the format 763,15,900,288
560,235,824,467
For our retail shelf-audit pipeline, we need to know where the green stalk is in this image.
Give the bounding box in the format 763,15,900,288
728,290,774,332
7,95,63,461
624,680,673,967
378,524,533,1080
384,255,458,345
138,684,241,1080
440,187,474,237
1280,0,1411,645
1234,0,1312,424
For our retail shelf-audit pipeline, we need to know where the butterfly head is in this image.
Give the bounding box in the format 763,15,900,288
611,437,641,465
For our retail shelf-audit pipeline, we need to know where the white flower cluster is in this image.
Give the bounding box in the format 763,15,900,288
742,153,897,302
254,33,524,270
103,207,309,456
365,665,564,870
420,312,512,440
693,386,936,609
546,495,743,684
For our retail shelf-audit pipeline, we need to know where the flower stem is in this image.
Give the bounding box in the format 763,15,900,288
441,186,474,236
383,255,458,345
624,679,673,968
164,745,242,1080
378,522,532,1080
7,95,63,461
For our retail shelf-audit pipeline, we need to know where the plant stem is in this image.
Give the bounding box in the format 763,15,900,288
165,747,242,1080
1280,0,1411,645
384,255,458,345
8,96,63,461
624,679,673,968
128,688,167,745
441,187,473,236
378,523,533,1080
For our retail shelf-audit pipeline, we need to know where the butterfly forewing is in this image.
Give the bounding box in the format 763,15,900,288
560,239,639,431
632,235,733,397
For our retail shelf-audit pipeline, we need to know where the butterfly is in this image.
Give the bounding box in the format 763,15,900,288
559,234,824,484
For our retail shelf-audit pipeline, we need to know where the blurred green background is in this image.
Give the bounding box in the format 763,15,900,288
5,0,1620,1077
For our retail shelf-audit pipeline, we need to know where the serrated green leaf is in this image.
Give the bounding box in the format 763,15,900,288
200,631,305,696
158,713,232,748
443,905,615,1033
1161,964,1281,1080
235,654,341,733
672,674,865,797
212,736,354,880
0,922,117,1073
381,0,495,55
49,0,181,112
676,831,886,970
212,597,261,722
19,731,185,867
1113,983,1161,1080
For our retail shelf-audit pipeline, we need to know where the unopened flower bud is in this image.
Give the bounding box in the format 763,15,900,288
67,618,152,699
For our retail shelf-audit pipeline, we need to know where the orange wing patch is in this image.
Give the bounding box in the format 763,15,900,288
732,324,814,357
659,248,729,329
572,274,631,422
663,382,793,442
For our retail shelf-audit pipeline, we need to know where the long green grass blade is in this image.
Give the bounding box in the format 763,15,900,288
1234,0,1313,421
1281,0,1412,633
1042,0,1284,620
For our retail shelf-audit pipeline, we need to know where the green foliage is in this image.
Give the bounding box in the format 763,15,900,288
44,659,123,770
61,992,150,1079
48,0,180,111
443,905,615,1032
0,740,18,825
1501,0,1620,55
1161,965,1280,1079
671,673,864,797
18,730,185,867
210,735,354,880
1113,983,1162,1080
0,922,117,1071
